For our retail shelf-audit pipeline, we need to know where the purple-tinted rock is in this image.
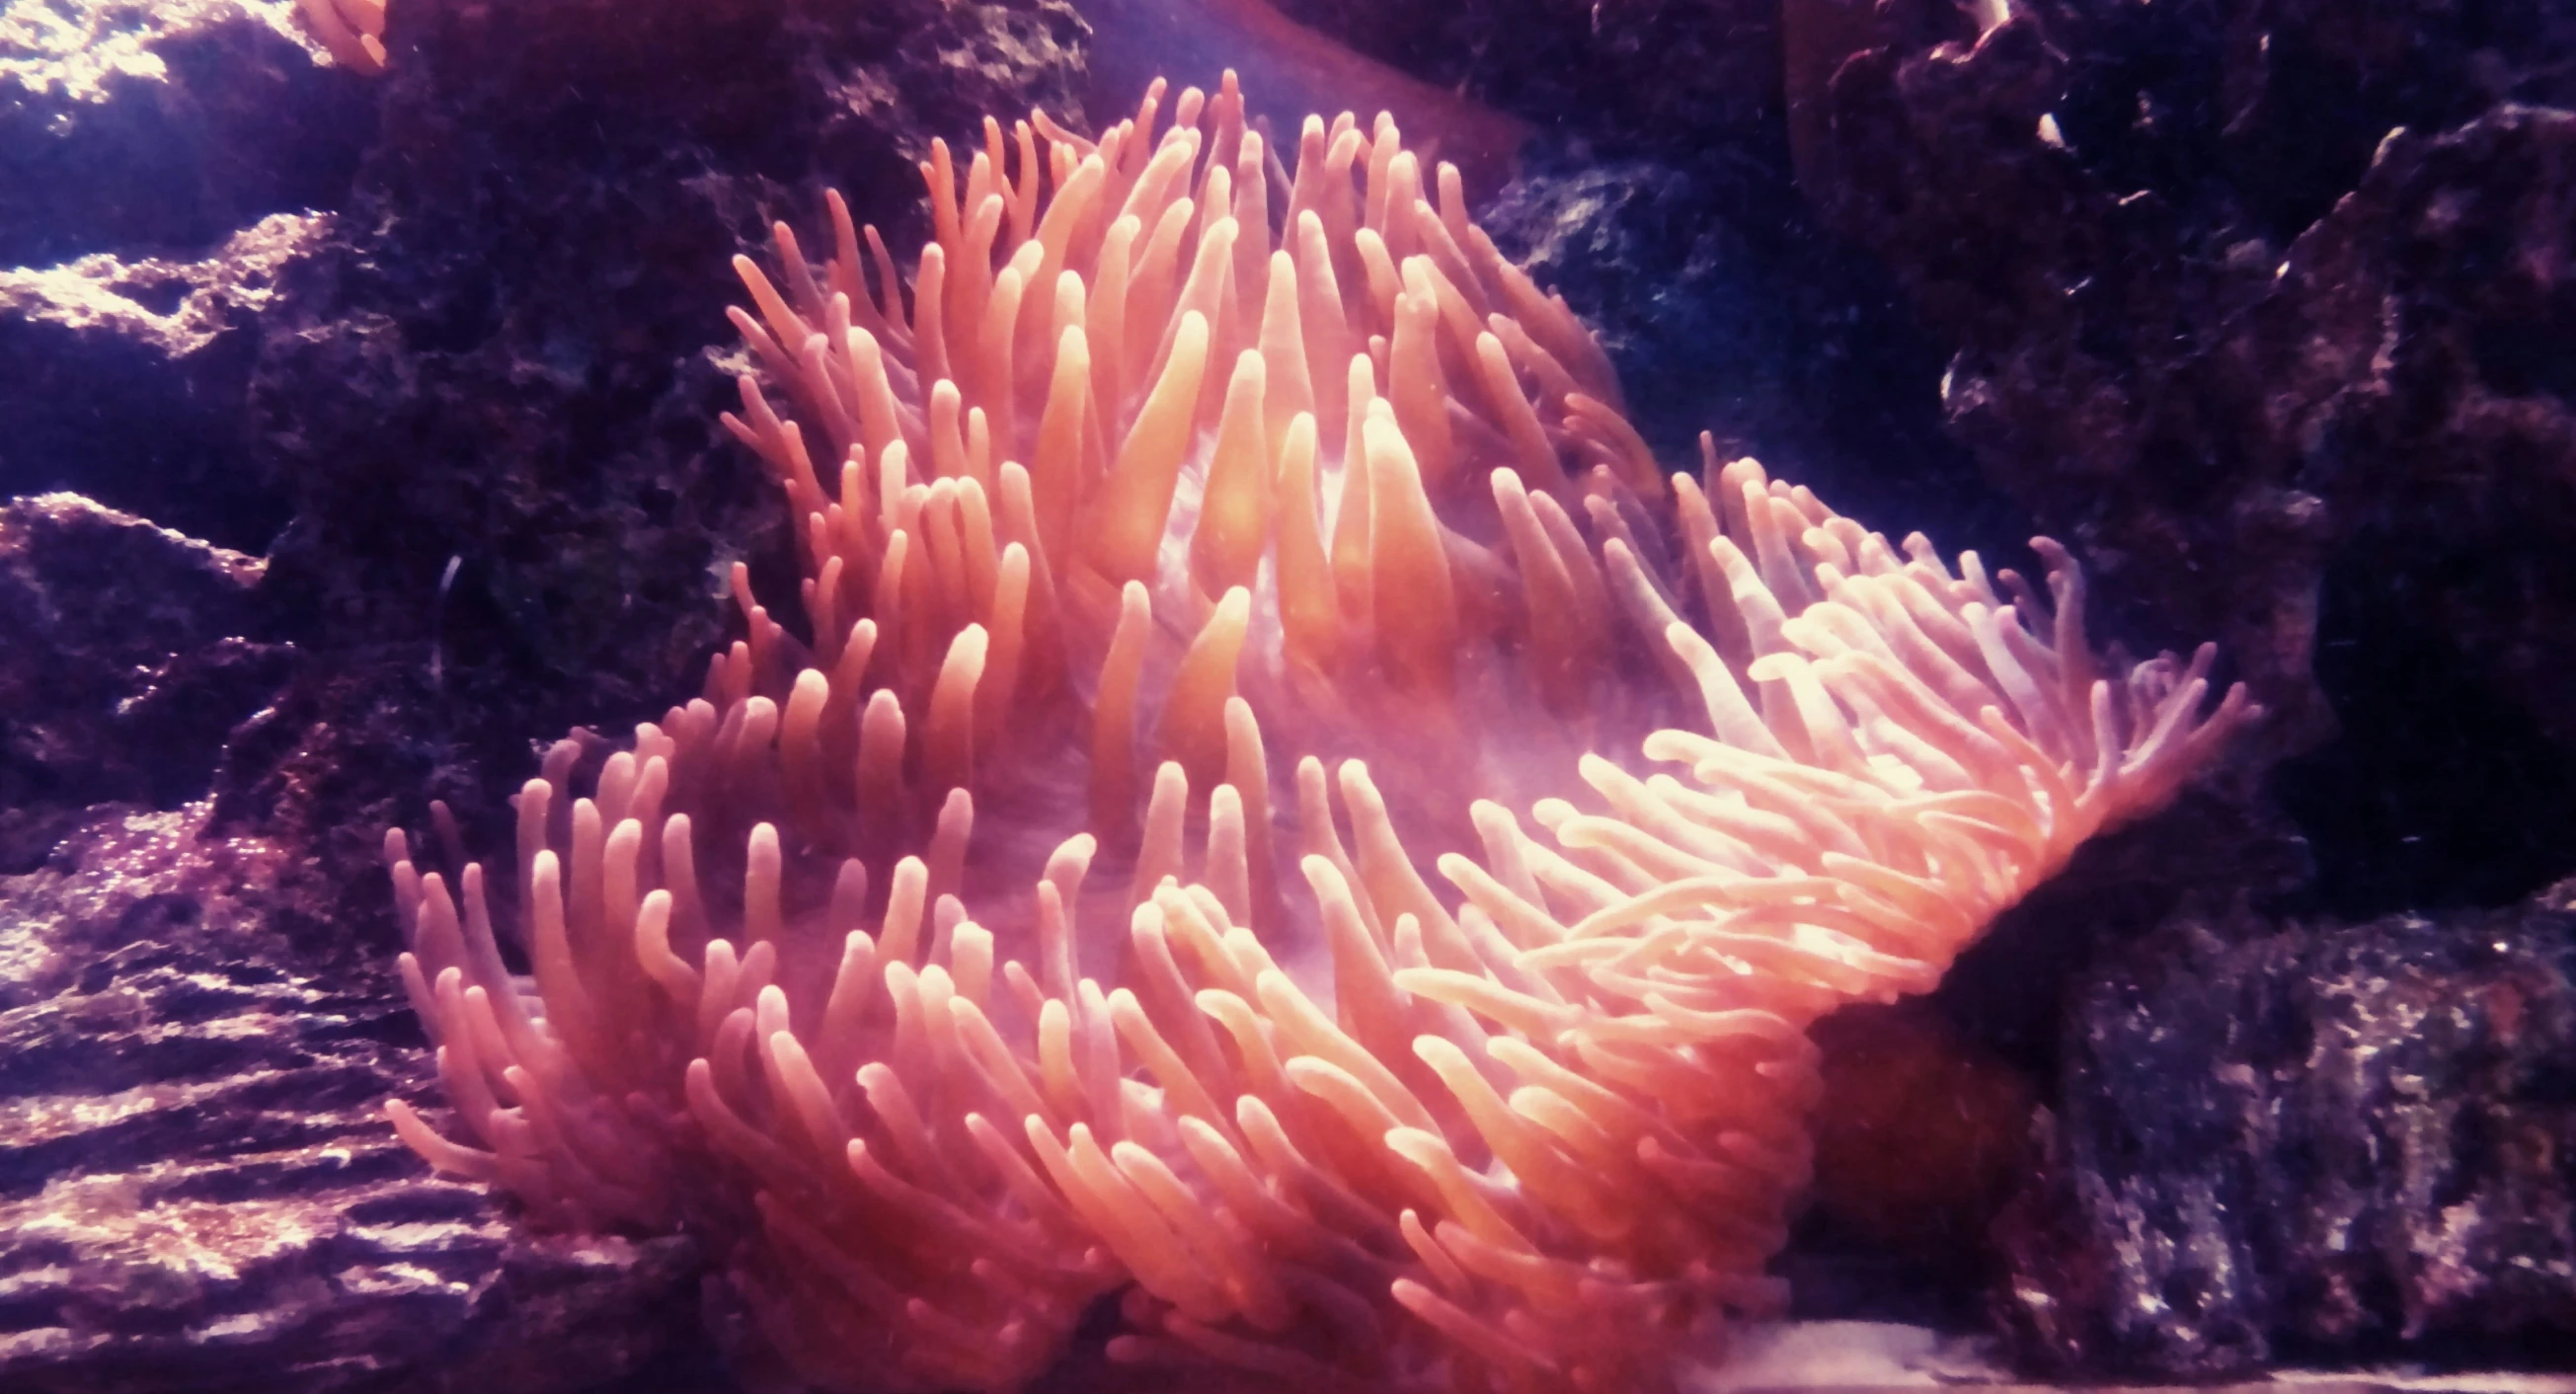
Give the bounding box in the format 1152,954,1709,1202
1265,0,1780,154
0,803,711,1394
2262,107,2576,747
1802,1,2576,921
0,0,377,552
0,493,294,874
1995,890,2576,1375
1474,151,2022,563
1809,8,2331,736
0,210,329,553
1801,1,2569,738
0,0,375,269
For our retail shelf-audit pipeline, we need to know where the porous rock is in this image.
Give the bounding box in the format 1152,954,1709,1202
0,494,293,875
0,0,374,551
0,0,375,270
1264,0,1780,155
0,803,708,1394
1996,889,2576,1375
1805,2,2576,918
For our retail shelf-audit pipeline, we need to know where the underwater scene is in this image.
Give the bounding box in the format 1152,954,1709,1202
3,0,2575,1391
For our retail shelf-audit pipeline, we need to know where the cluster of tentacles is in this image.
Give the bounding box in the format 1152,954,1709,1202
297,0,387,74
385,74,2255,1393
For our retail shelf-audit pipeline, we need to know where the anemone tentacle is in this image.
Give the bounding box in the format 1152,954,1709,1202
387,72,2255,1393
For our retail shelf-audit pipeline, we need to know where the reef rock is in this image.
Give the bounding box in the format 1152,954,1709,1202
1998,889,2576,1375
0,494,294,873
0,803,709,1394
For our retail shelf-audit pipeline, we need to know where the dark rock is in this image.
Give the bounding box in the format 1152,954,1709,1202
1809,9,2331,737
0,1,372,552
0,494,294,875
2258,109,2576,914
1995,890,2576,1375
0,0,377,269
0,211,325,553
1476,152,2033,566
1807,4,2576,918
1265,0,1782,156
0,803,710,1394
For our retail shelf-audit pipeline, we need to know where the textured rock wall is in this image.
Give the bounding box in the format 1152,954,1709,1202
2000,891,2576,1374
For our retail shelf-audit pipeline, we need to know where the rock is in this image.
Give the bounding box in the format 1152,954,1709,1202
1474,151,2024,563
1996,890,2576,1375
0,803,711,1394
1803,4,2576,918
2261,107,2576,748
1264,0,1782,154
0,0,374,552
0,494,294,874
0,207,332,555
0,0,375,270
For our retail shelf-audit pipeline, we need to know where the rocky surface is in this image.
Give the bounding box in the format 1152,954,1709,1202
1997,888,2576,1375
1266,0,1781,156
0,494,293,873
0,804,709,1394
1798,7,2576,1365
0,0,375,270
1474,151,2023,564
0,205,330,554
1804,2,2576,901
0,0,372,551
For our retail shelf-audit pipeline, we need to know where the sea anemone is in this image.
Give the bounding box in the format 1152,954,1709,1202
384,73,2255,1392
297,0,388,74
